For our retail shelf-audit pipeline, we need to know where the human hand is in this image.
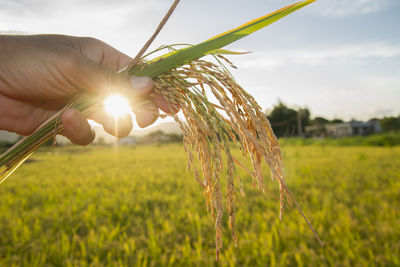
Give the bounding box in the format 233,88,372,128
0,34,175,145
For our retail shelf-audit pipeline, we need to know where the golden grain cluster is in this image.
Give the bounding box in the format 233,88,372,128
141,56,290,260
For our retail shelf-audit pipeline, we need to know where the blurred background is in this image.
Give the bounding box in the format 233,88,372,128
0,0,399,266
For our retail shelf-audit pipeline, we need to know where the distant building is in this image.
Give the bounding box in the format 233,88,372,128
118,136,139,146
305,120,381,138
326,120,381,138
304,125,326,138
140,130,171,144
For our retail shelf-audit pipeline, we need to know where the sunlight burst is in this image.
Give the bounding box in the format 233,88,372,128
104,94,131,118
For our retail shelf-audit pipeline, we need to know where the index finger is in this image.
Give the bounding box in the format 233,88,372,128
77,37,133,72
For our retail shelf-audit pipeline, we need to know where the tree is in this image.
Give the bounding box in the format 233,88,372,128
330,118,344,124
310,116,329,125
380,116,400,132
266,101,310,137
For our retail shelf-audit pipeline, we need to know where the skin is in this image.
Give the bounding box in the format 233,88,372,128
0,34,177,145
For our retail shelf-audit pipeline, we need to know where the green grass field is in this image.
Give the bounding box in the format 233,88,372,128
0,144,399,266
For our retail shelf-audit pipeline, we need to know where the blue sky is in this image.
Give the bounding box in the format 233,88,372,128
1,0,399,120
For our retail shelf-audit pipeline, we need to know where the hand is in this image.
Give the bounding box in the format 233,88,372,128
0,34,175,145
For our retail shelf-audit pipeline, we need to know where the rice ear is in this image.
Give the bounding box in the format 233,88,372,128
152,56,322,259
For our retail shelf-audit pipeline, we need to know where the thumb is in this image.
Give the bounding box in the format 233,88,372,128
63,53,153,99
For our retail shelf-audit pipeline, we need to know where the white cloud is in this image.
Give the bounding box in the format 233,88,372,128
314,0,389,17
0,0,167,55
0,0,164,29
235,43,400,70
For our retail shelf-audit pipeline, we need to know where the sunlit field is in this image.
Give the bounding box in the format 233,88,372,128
0,144,399,266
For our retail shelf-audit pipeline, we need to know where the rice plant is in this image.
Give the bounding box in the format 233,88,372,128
0,0,321,260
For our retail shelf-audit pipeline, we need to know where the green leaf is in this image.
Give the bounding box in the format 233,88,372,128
130,0,316,77
208,49,250,56
142,45,248,64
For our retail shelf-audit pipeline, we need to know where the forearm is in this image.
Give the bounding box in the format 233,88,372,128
0,35,14,97
0,35,15,53
0,35,5,48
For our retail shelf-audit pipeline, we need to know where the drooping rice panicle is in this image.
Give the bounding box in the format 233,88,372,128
144,57,296,260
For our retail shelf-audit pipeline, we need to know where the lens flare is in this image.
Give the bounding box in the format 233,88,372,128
104,94,131,118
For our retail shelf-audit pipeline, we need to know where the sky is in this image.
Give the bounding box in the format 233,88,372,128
0,0,399,121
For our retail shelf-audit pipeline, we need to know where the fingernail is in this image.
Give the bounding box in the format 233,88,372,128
130,76,153,92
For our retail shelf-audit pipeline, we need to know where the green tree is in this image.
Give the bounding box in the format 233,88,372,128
330,118,344,124
266,101,310,137
380,116,400,132
310,116,329,125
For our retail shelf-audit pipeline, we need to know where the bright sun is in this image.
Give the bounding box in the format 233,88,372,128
104,94,131,118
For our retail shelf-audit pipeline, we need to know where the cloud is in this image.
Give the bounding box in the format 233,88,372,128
0,0,42,16
0,0,163,26
0,0,154,15
235,42,400,70
314,0,390,17
0,0,166,52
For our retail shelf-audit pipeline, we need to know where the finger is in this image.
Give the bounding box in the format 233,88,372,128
0,94,61,135
101,113,133,138
61,108,95,145
68,37,154,99
153,93,180,114
135,102,159,128
26,34,132,71
60,52,154,99
90,99,158,130
87,108,133,138
76,37,133,71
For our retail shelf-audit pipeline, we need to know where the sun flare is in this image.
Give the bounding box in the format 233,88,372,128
104,94,131,118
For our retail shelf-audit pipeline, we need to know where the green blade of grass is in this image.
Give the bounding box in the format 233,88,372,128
130,0,315,77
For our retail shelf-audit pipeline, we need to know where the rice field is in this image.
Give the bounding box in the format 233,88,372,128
0,144,399,266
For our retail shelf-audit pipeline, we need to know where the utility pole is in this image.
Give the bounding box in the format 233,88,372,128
297,110,304,137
